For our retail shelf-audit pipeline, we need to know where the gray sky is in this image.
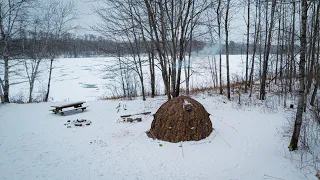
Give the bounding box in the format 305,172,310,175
74,0,247,42
73,0,100,35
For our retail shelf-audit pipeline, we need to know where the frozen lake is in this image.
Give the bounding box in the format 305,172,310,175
2,54,252,102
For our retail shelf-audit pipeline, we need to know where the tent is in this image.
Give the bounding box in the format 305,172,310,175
147,96,213,143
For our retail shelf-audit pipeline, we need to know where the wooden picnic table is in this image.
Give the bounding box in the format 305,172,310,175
50,101,88,115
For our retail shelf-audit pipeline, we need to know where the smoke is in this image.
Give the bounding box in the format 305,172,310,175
197,42,221,56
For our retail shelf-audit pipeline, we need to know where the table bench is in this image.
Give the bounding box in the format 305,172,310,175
50,101,88,116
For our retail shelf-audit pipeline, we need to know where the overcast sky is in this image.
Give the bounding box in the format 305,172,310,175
73,0,100,35
74,0,247,42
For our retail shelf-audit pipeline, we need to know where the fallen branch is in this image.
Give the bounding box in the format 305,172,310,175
120,112,152,118
263,174,285,180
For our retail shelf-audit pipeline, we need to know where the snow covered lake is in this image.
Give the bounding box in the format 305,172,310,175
3,54,252,102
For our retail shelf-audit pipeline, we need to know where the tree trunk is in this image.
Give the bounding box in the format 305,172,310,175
307,2,319,94
258,0,262,86
289,0,307,151
185,0,195,96
275,3,282,85
249,0,260,97
280,2,285,93
175,0,192,97
28,83,34,103
140,74,146,101
150,49,155,97
185,55,190,96
140,14,155,98
28,60,41,103
225,0,231,100
245,0,250,93
0,77,4,102
3,55,9,103
260,0,276,100
44,58,54,102
310,83,318,107
214,55,218,88
217,0,223,95
306,5,315,93
310,3,320,106
289,1,296,93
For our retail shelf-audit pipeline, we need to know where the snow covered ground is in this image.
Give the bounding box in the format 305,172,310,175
1,53,315,179
0,94,315,180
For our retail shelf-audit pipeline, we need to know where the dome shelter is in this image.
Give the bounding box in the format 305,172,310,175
147,96,213,143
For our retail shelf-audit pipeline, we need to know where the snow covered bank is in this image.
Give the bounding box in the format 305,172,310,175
0,95,314,179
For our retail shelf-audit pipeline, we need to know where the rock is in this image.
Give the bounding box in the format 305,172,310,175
77,119,86,123
74,123,82,126
135,118,142,122
316,172,320,179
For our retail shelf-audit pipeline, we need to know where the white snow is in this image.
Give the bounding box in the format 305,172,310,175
183,99,193,110
0,95,314,180
0,55,315,179
183,99,192,106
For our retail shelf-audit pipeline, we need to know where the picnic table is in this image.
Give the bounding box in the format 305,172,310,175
50,101,88,116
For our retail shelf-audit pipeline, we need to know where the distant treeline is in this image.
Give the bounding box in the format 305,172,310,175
1,33,299,59
1,33,206,59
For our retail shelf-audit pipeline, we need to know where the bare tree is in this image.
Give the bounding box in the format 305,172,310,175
95,0,148,100
289,1,296,93
310,1,320,106
0,0,32,103
144,0,209,99
144,0,171,99
44,0,77,102
185,0,196,96
249,0,261,97
259,0,276,100
307,1,319,95
289,0,307,151
24,5,51,102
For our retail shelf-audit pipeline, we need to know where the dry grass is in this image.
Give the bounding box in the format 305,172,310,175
99,80,251,101
99,95,137,101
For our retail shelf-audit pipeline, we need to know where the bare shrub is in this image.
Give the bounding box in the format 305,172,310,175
281,103,320,176
10,91,26,104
